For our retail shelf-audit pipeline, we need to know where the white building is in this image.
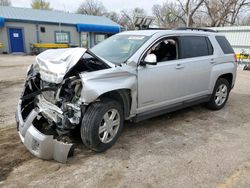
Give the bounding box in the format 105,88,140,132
212,26,250,54
0,6,121,54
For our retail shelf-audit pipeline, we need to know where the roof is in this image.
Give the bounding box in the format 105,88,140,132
119,29,221,36
0,6,120,27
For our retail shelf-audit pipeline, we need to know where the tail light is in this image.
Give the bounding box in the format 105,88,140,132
234,53,237,63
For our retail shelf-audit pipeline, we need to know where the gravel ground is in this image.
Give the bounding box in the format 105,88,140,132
0,55,250,188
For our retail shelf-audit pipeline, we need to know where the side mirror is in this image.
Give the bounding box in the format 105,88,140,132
142,54,157,65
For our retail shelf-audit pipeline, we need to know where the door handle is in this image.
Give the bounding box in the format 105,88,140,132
176,64,184,69
210,59,216,64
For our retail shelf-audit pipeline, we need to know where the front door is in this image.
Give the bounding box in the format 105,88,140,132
137,37,185,113
9,28,24,53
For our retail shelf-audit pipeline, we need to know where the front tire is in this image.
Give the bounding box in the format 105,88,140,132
207,78,230,110
81,98,124,152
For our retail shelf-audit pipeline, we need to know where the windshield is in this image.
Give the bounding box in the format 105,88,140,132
90,34,149,65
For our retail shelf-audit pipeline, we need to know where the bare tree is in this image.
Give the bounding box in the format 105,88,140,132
31,0,51,10
0,0,11,6
191,10,208,27
204,0,250,26
228,0,250,25
176,0,205,27
105,11,121,23
119,8,146,30
240,13,250,25
153,0,250,27
76,1,147,30
77,0,107,16
152,2,185,28
152,0,204,27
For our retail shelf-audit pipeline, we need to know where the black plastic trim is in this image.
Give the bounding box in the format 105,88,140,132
133,95,211,122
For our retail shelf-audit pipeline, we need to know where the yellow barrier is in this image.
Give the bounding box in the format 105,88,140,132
236,53,250,60
0,43,3,48
31,43,69,48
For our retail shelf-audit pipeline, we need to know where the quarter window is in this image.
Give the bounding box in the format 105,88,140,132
55,32,70,43
215,36,234,54
180,36,213,58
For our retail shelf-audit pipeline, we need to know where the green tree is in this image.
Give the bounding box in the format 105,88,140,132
0,0,11,6
31,0,52,10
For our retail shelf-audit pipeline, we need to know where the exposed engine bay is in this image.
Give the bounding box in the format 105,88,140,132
17,48,109,162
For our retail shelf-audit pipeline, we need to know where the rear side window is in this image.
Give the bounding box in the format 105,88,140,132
180,36,213,58
215,36,234,54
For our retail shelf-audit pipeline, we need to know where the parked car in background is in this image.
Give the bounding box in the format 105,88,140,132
16,28,237,162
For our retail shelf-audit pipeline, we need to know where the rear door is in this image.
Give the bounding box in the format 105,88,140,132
178,35,214,99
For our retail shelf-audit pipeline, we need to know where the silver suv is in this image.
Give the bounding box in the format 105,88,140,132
16,28,237,162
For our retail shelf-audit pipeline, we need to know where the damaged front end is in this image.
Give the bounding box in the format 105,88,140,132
16,48,110,163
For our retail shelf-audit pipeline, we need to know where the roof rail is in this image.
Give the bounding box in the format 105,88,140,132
174,27,217,33
146,27,171,30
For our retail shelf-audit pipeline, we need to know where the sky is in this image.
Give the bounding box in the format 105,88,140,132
11,0,165,14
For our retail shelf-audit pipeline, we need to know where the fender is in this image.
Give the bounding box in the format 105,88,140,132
79,66,138,116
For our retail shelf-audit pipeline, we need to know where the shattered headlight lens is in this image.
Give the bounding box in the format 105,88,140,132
26,63,39,76
33,63,40,72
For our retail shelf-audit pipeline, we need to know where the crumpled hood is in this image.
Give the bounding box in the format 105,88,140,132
35,48,87,83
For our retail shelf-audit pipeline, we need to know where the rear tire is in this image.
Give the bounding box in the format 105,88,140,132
81,98,124,152
207,78,230,110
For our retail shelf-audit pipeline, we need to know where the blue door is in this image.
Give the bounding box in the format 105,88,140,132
9,28,24,53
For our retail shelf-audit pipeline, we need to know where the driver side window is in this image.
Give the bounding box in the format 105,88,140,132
147,37,179,62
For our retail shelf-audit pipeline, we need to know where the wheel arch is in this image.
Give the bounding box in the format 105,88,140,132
210,62,236,92
218,73,233,89
98,89,132,119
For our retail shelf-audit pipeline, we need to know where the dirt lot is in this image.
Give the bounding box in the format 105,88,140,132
0,55,250,188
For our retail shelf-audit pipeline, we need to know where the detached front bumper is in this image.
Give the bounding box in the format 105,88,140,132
16,100,73,163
